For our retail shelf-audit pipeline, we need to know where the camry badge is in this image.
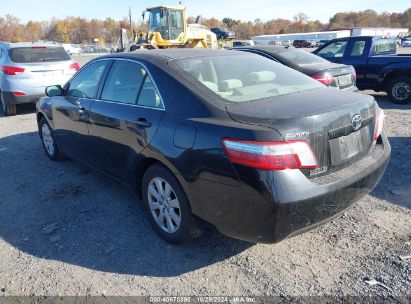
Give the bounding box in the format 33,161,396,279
285,131,310,139
352,114,362,131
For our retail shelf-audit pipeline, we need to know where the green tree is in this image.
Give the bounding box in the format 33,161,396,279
400,8,411,29
222,17,238,28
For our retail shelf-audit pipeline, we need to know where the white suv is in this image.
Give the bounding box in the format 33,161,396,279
0,42,80,115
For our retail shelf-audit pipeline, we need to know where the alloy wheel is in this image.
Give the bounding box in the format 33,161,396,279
147,177,181,234
41,123,55,156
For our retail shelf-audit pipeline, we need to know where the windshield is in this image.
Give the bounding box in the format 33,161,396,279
9,47,70,63
149,8,183,40
171,54,323,103
275,49,329,67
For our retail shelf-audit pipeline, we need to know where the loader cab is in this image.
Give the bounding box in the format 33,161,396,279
145,6,185,40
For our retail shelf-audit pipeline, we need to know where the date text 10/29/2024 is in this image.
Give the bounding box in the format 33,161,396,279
149,296,257,303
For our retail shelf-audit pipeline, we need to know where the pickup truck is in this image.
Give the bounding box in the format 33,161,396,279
210,28,236,40
314,36,411,104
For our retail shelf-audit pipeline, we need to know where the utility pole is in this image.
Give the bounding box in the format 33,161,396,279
129,7,132,29
129,6,133,41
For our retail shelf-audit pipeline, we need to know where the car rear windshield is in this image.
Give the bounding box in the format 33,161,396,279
9,47,70,63
275,49,328,67
170,54,323,103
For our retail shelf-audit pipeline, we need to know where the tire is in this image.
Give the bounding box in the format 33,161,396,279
142,164,201,244
387,76,411,104
0,92,16,116
38,117,66,161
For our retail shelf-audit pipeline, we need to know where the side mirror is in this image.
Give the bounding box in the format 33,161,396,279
46,85,63,97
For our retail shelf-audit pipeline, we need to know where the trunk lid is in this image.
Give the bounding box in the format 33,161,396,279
299,62,350,75
300,63,356,89
24,61,73,83
225,88,376,178
8,61,76,87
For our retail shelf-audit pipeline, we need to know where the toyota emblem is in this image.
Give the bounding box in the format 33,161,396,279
352,114,362,131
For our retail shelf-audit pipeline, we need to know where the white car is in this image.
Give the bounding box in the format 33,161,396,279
402,39,411,47
62,44,81,55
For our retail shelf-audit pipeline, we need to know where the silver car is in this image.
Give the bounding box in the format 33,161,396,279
402,39,411,47
0,42,79,115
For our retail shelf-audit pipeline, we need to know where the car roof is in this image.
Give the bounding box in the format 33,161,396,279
233,45,294,54
103,48,243,62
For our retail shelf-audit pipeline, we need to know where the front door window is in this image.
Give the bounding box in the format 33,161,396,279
66,60,108,98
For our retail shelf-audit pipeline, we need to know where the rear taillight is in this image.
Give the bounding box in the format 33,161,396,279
374,108,385,141
0,65,25,76
12,92,26,96
352,70,357,81
222,139,318,170
69,62,80,72
311,73,335,86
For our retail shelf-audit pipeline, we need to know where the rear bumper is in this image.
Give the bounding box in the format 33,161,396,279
188,135,391,243
1,91,44,106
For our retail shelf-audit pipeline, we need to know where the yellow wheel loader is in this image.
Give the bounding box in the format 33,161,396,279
117,5,218,52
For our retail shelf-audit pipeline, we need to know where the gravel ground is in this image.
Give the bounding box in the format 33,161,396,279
0,56,410,300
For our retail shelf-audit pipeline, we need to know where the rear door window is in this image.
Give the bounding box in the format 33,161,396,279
350,40,366,57
101,60,146,105
9,47,71,63
137,75,163,109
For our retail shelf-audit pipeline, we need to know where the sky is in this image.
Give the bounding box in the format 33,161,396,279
1,0,410,23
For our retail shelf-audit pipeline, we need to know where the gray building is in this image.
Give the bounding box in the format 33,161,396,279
252,27,409,45
252,30,351,45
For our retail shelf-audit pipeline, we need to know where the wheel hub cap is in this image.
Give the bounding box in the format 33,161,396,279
392,82,410,100
148,177,181,233
41,124,55,156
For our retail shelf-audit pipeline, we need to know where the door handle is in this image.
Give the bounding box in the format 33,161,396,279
75,100,86,116
134,118,152,128
78,107,86,116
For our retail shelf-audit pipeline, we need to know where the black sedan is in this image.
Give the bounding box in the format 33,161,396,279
211,28,236,40
233,45,358,91
37,49,390,244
